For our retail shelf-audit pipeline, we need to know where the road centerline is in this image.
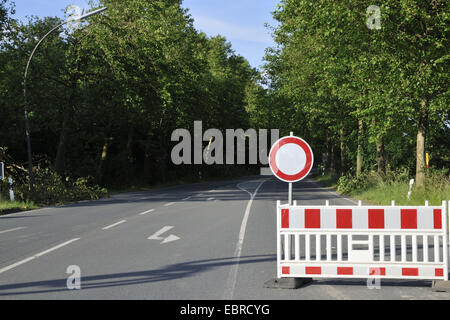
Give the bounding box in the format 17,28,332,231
0,227,27,235
102,220,127,230
0,238,80,275
223,179,268,300
139,209,155,215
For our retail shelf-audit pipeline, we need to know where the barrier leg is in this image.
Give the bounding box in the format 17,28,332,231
264,277,312,290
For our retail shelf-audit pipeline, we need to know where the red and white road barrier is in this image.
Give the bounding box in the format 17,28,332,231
276,201,449,281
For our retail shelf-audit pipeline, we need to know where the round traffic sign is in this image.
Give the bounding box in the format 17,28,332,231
269,136,314,183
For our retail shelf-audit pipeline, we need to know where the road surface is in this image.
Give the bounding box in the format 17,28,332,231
0,176,448,300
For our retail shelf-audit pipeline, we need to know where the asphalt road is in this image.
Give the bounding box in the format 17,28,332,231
0,176,448,300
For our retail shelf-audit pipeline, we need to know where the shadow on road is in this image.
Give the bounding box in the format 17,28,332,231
305,278,436,288
0,254,276,297
0,214,50,219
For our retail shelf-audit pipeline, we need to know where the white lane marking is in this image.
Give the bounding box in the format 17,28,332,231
34,238,80,257
325,189,358,205
0,238,80,275
0,227,27,235
223,179,267,300
148,226,180,244
161,234,180,244
148,226,174,240
309,179,359,205
182,196,192,201
344,198,359,204
207,197,215,201
102,220,126,230
139,209,155,216
164,202,176,207
0,257,35,275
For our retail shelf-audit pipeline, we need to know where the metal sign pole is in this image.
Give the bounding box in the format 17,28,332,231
288,183,292,205
288,132,293,205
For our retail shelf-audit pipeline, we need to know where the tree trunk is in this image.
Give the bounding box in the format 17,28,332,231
96,137,112,185
122,127,134,179
143,134,153,181
356,119,363,176
54,104,73,174
416,99,428,187
339,123,345,174
55,43,82,175
55,78,78,175
372,118,386,176
330,144,335,174
376,139,386,176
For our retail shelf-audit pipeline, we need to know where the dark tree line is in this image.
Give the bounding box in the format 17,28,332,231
1,0,260,191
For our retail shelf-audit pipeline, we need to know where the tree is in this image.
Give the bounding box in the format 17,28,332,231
263,0,449,183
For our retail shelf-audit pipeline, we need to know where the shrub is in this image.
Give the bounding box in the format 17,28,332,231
335,167,449,205
336,171,381,194
13,162,108,205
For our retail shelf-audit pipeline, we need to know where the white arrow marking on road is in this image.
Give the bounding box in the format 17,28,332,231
148,226,180,244
161,234,180,244
148,226,173,240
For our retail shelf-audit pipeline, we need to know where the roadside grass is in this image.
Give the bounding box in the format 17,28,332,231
350,182,450,206
313,169,449,206
0,200,38,215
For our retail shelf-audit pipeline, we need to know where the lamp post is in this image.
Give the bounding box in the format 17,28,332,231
23,7,107,194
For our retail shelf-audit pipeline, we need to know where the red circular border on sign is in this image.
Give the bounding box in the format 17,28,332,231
269,137,314,182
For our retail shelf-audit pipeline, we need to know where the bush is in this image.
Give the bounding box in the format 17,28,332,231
336,171,381,194
14,162,108,205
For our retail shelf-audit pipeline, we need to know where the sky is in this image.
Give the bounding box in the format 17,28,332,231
10,0,279,69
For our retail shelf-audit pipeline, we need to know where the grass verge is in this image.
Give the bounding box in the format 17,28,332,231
349,183,450,206
314,169,450,206
0,201,38,215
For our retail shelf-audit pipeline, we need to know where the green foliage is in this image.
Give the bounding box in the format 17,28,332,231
1,148,107,205
13,162,108,205
263,0,449,179
0,0,256,193
352,169,450,206
337,168,412,194
335,168,450,206
337,172,380,194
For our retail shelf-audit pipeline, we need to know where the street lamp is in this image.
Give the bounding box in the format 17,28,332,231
23,7,108,195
